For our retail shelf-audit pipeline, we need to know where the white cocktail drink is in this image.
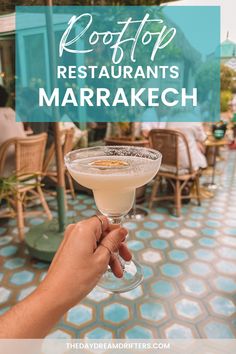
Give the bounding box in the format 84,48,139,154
67,156,158,217
65,146,162,293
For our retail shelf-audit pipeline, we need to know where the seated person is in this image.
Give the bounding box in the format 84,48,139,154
18,88,54,149
60,106,87,148
167,119,207,171
0,85,26,177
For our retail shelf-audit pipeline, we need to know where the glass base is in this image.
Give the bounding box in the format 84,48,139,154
97,259,143,293
126,206,148,221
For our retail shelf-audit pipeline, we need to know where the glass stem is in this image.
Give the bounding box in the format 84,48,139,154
108,216,126,270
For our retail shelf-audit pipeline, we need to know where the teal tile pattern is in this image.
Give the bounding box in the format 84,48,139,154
0,151,236,338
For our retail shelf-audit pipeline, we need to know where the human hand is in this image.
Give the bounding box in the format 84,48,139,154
37,216,131,310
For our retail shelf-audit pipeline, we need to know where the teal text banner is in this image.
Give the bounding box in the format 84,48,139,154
15,6,220,123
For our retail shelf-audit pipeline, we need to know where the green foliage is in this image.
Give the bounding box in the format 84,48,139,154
0,174,41,203
0,0,166,14
220,90,232,112
220,64,235,91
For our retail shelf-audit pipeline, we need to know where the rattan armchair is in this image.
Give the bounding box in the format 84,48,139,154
149,129,201,217
0,133,52,240
43,128,75,198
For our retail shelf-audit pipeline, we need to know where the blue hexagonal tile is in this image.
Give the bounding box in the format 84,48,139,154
174,238,193,249
4,257,26,270
151,280,175,297
32,261,48,270
74,204,87,211
0,245,18,257
165,323,193,338
213,276,236,293
29,218,44,225
189,262,211,276
85,327,113,339
123,222,137,230
125,325,153,339
199,237,217,248
175,298,202,319
67,305,93,326
0,227,7,235
0,306,10,315
216,260,236,275
87,288,110,302
81,209,96,217
221,236,236,247
127,240,144,251
190,213,204,220
205,220,222,228
185,220,202,228
169,250,188,262
180,229,197,238
194,249,215,262
66,210,77,217
104,303,129,324
143,221,159,230
135,230,152,239
182,278,207,296
161,263,183,278
202,228,220,237
120,285,143,300
150,239,168,250
142,265,154,280
224,228,236,236
203,321,234,338
142,249,162,263
218,247,236,260
0,287,11,304
157,229,174,239
10,271,34,285
164,221,179,229
209,296,235,316
0,236,13,246
46,330,72,339
150,213,164,221
208,212,223,220
140,302,166,322
83,198,94,205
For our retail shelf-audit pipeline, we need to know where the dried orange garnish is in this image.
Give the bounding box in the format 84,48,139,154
90,160,129,168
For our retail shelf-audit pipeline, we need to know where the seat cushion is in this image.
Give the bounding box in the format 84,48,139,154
160,164,190,176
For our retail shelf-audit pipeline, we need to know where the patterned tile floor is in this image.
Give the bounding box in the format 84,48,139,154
0,151,236,339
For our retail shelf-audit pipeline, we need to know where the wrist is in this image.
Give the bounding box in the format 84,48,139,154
33,282,72,315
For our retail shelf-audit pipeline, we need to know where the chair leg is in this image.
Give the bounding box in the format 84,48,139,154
195,174,201,206
36,185,53,220
67,173,76,199
16,192,24,241
175,179,181,217
149,176,160,209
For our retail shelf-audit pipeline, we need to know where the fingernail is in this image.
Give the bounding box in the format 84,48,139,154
119,228,127,239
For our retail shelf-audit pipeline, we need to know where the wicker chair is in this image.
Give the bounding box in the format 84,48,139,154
149,129,201,217
0,133,52,240
43,128,75,198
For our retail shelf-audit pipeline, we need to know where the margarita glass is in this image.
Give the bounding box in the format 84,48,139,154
65,146,162,293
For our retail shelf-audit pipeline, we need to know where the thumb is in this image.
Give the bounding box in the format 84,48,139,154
95,227,128,259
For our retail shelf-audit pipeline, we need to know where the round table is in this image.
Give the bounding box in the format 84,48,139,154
204,136,228,190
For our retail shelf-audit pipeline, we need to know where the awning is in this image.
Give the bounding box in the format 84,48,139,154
0,13,15,35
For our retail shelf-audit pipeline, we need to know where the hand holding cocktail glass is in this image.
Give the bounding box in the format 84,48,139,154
65,146,162,293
